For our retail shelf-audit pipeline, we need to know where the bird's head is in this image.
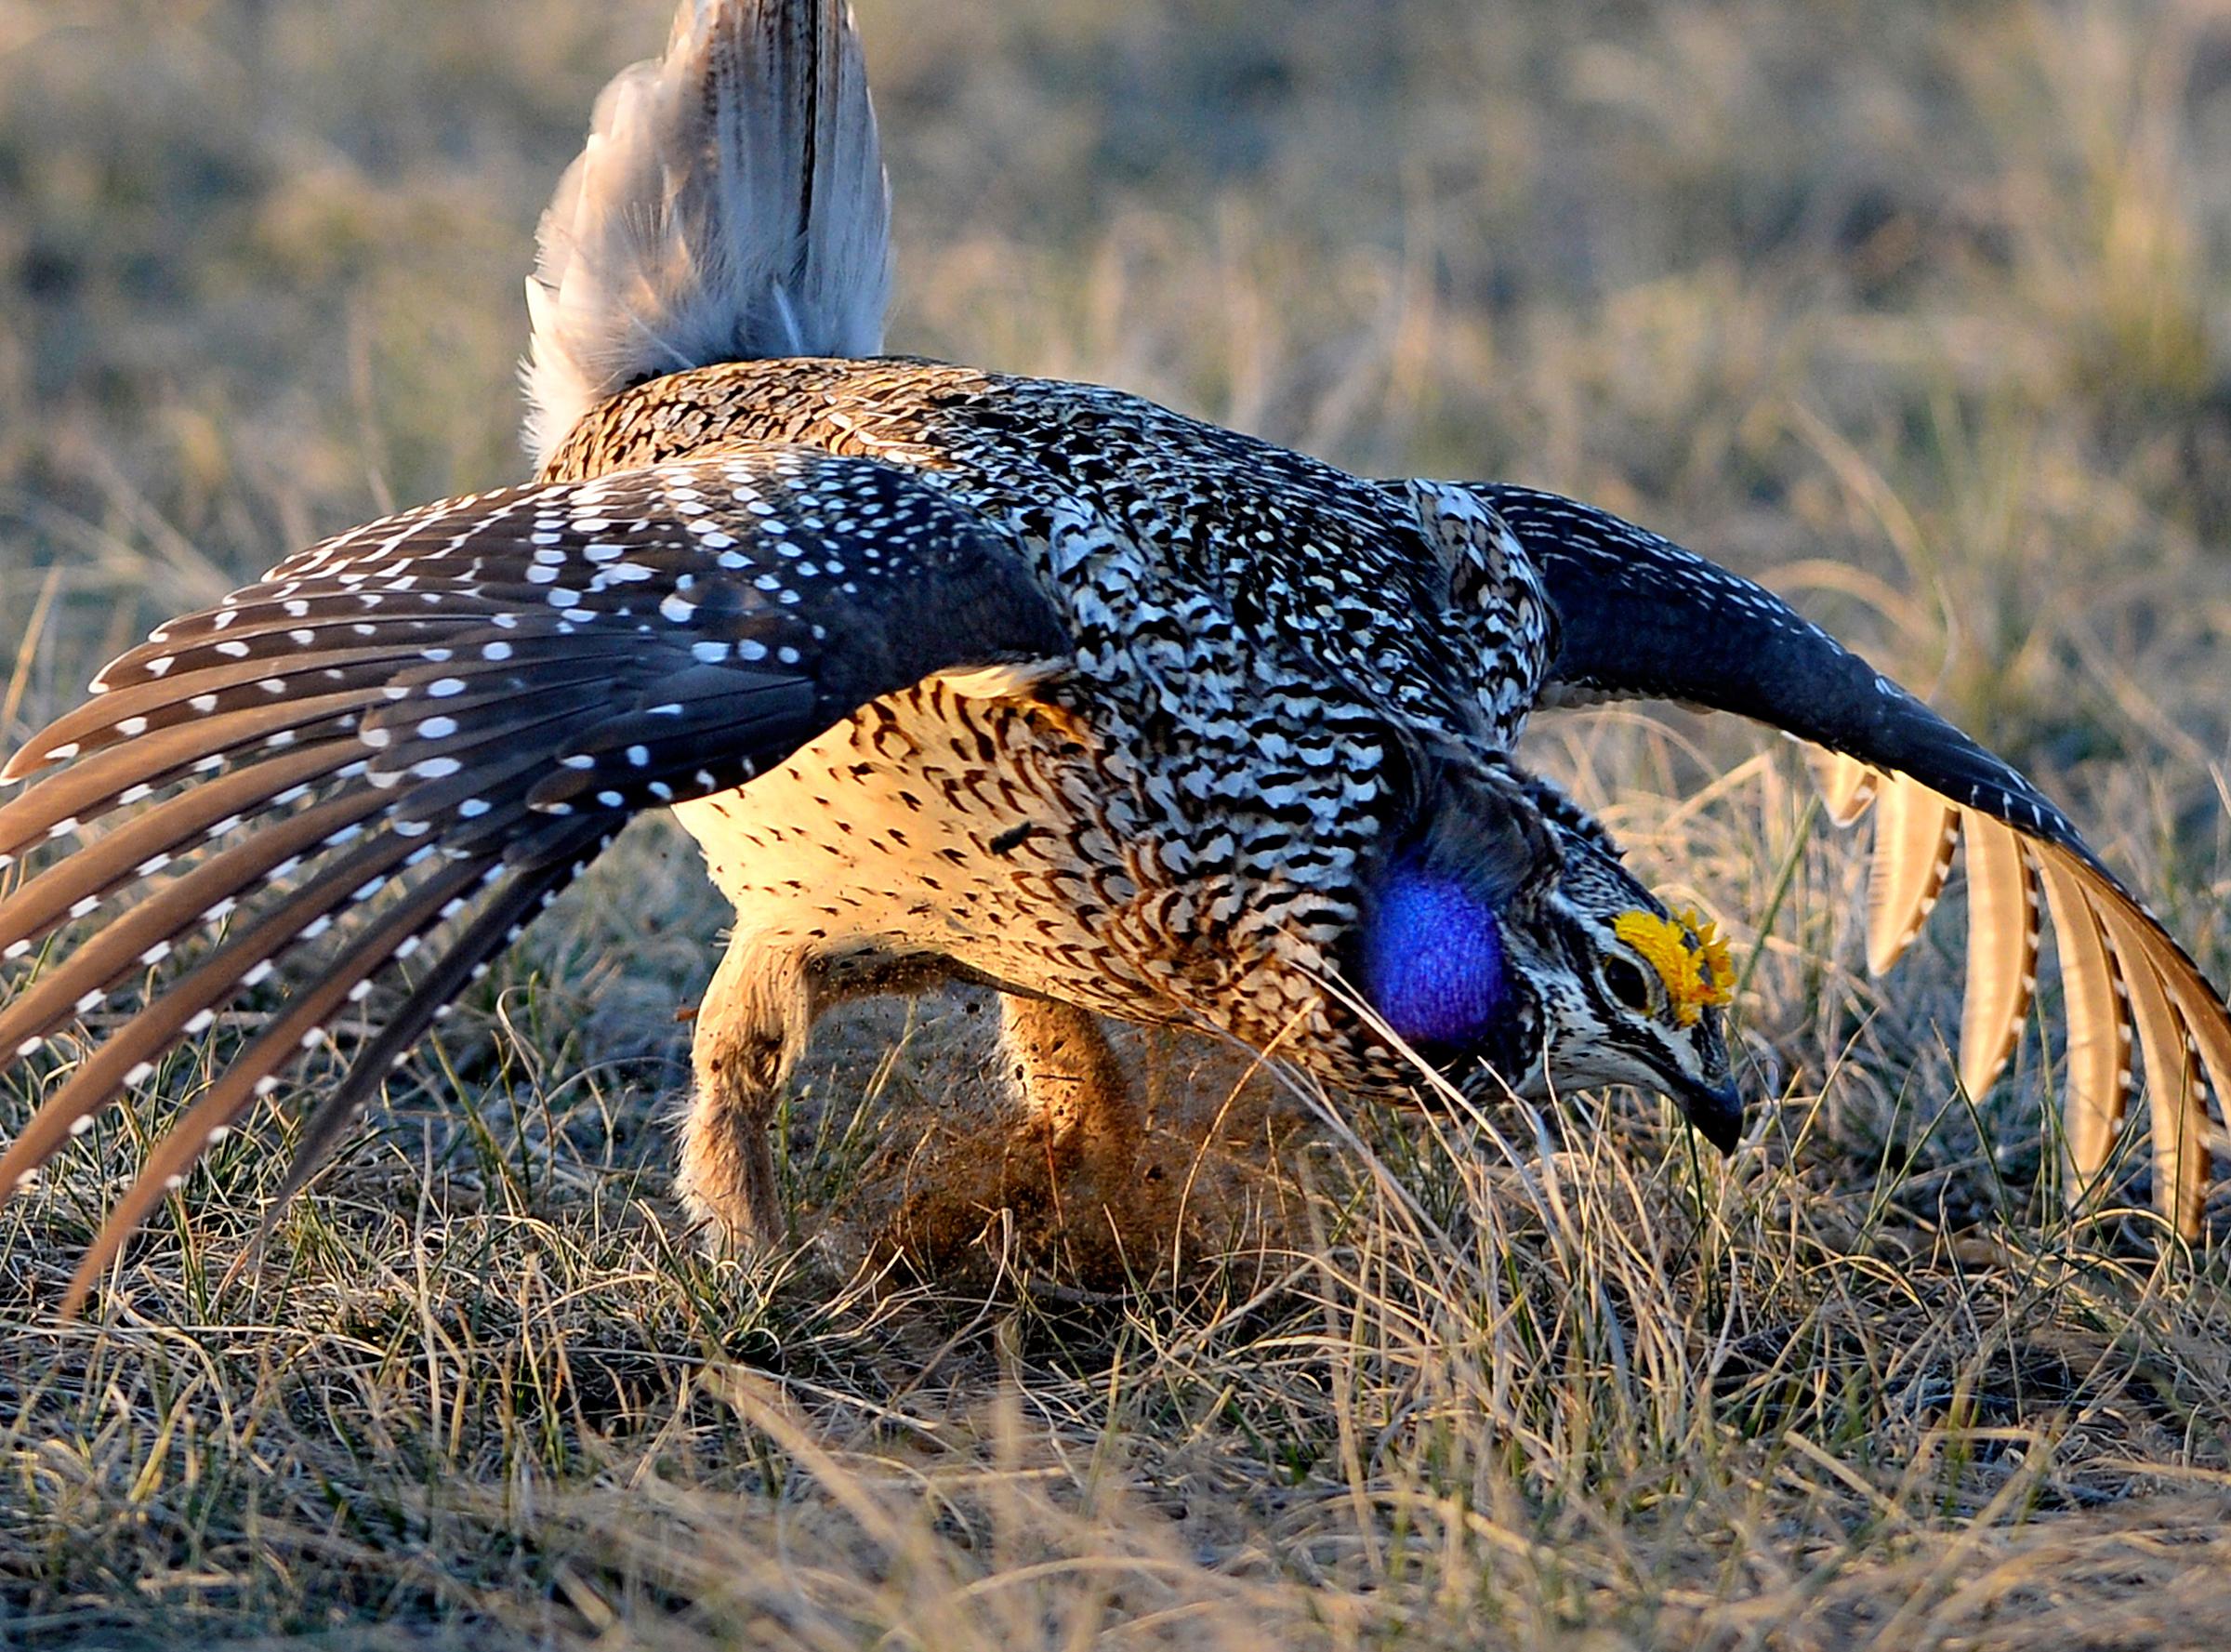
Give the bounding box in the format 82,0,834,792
1354,783,1742,1152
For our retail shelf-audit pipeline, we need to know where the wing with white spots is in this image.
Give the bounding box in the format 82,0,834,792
0,446,1067,1309
1475,483,2226,1236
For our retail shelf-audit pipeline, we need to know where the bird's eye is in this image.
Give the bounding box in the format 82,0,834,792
1602,957,1653,1012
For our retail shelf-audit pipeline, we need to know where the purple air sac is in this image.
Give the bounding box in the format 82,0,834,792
1358,866,1511,1053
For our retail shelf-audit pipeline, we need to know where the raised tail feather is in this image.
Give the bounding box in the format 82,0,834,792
522,0,891,465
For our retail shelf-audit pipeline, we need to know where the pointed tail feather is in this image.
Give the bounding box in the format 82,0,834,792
523,0,891,464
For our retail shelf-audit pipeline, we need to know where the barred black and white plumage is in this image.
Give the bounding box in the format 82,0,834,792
1,0,2224,1314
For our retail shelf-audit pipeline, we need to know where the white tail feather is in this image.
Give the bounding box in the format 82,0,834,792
522,0,891,465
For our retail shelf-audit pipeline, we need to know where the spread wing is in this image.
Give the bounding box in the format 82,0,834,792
0,447,1068,1309
1480,484,2225,1236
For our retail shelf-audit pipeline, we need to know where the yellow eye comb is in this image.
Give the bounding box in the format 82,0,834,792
1612,905,1734,1027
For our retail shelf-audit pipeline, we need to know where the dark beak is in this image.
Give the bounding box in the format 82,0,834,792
1669,1073,1744,1155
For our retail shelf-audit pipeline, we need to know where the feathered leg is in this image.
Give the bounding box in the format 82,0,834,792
681,937,814,1248
998,996,1143,1219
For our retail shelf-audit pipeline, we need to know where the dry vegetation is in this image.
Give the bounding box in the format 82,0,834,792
3,0,2231,1645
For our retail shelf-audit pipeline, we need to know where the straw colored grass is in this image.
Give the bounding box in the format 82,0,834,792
2,1,2229,1645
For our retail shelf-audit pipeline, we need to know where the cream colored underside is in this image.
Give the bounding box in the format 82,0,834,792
672,677,1165,1019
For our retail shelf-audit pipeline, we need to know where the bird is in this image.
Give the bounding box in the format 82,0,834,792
0,0,2224,1315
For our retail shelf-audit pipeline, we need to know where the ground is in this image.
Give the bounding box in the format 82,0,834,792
1,0,2230,1646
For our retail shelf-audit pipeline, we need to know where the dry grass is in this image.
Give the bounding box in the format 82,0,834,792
3,0,2231,1645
